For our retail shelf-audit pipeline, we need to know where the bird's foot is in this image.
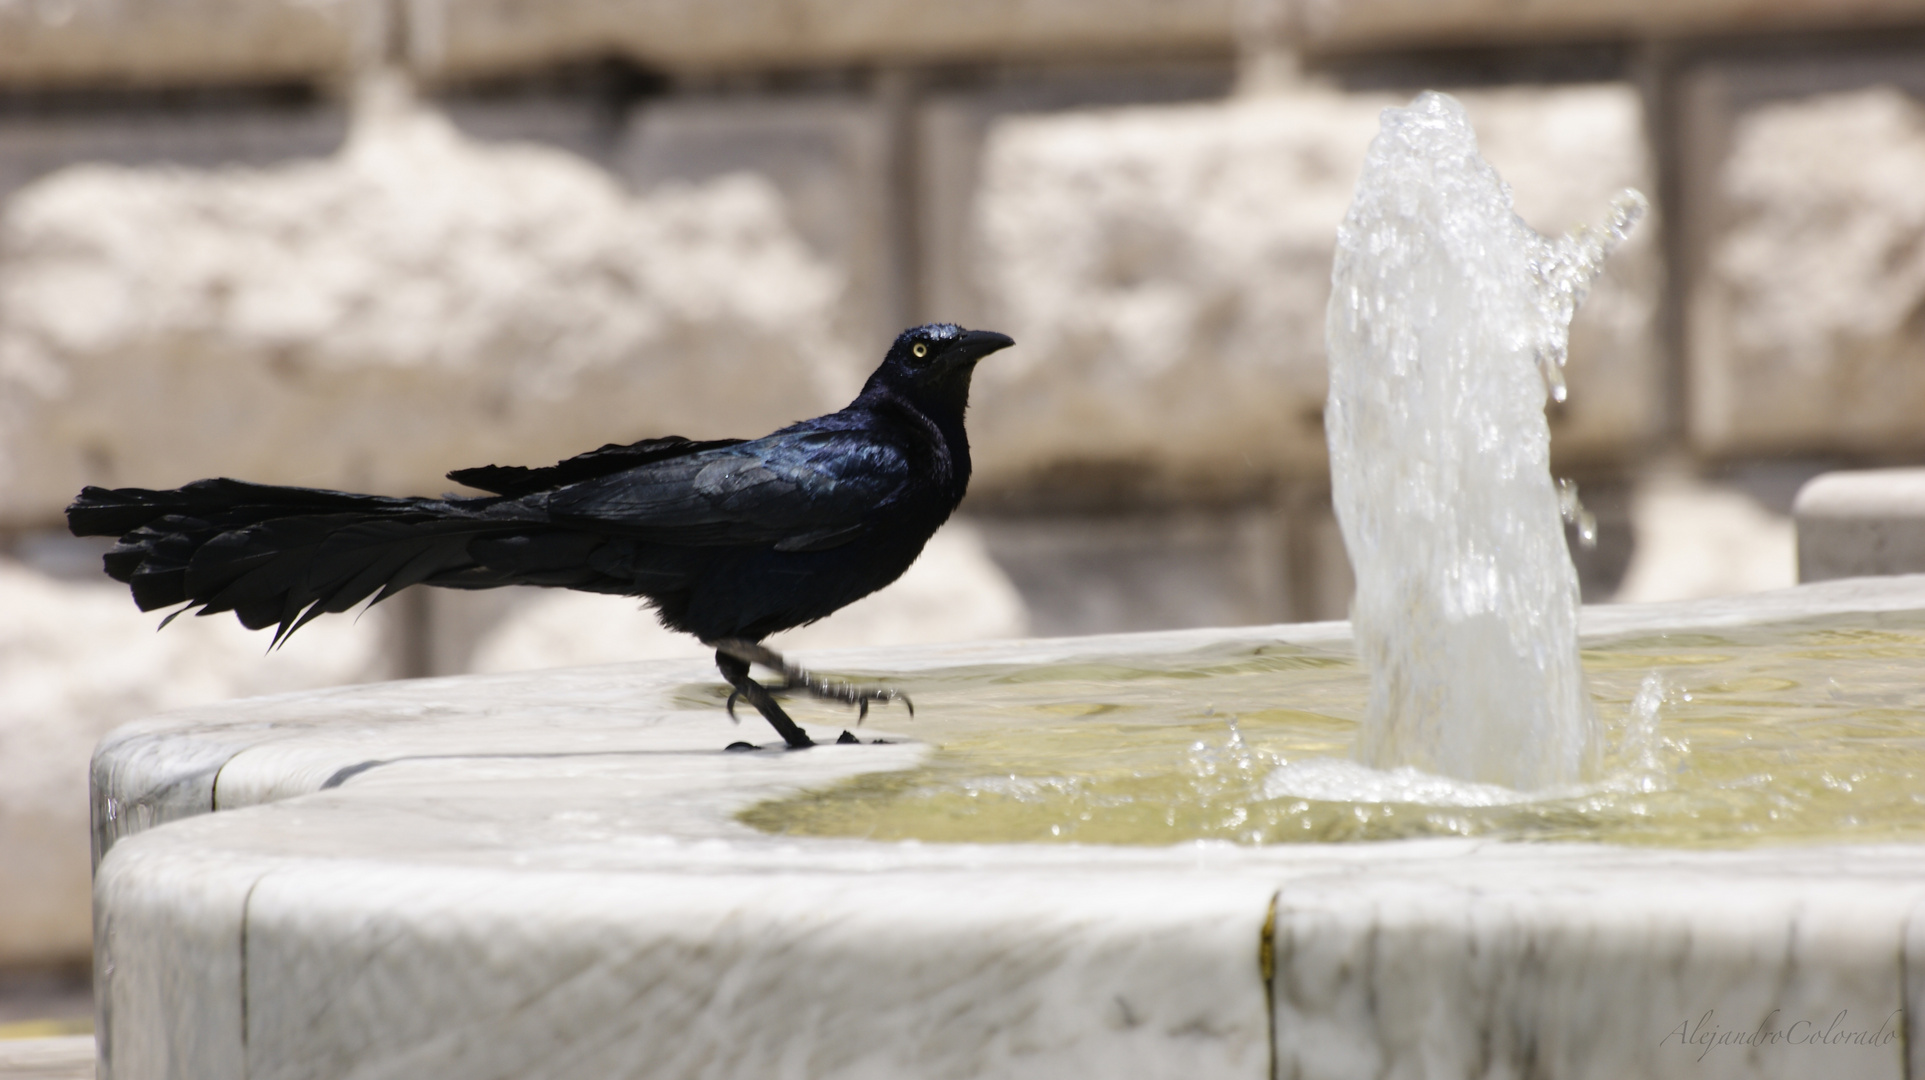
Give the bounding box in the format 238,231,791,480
715,648,815,750
713,639,913,723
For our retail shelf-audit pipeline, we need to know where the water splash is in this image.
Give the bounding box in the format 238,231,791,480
1262,758,1529,808
1324,91,1644,790
1617,672,1671,793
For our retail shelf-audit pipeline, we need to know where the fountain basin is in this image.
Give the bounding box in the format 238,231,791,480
92,576,1925,1080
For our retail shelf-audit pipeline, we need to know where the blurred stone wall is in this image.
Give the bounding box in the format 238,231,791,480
5,0,1925,971
1682,55,1925,461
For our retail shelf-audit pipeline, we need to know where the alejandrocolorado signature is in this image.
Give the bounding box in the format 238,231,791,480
1660,1009,1903,1062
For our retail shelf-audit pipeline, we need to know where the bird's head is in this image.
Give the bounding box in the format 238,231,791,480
863,323,1014,415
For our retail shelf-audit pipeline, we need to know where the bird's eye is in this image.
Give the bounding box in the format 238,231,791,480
912,342,928,358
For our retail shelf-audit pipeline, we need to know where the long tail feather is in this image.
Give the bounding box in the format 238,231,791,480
66,480,593,644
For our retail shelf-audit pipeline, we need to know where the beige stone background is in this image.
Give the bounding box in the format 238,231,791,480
5,0,1925,1033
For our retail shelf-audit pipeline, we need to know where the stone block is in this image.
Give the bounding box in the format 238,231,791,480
974,509,1292,636
0,0,357,88
5,0,1230,90
0,540,391,968
1795,468,1925,582
1297,0,1925,52
436,91,615,164
613,94,899,347
16,0,1925,92
0,99,346,207
0,85,861,527
406,0,1239,82
1614,470,1796,604
916,65,1235,364
933,83,1658,492
1685,61,1925,457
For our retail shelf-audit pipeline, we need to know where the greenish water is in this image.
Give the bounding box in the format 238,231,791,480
725,611,1925,848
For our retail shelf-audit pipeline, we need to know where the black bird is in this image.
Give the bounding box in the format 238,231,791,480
66,324,1015,750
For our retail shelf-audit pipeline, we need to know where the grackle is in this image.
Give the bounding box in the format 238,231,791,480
66,324,1015,750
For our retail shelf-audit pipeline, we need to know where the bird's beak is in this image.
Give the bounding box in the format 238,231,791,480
951,329,1015,366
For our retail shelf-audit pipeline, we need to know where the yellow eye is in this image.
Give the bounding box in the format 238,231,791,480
912,342,928,358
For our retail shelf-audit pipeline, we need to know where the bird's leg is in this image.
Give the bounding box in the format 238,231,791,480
712,638,913,722
716,650,815,750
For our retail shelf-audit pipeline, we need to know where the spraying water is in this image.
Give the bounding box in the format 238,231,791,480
1325,91,1645,790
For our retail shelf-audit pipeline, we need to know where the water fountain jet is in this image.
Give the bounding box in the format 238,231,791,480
1327,90,1643,791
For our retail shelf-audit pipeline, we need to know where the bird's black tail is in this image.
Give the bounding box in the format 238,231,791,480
67,479,526,645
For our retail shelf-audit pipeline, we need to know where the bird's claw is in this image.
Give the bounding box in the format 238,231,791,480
725,689,742,722
713,638,912,726
789,675,909,726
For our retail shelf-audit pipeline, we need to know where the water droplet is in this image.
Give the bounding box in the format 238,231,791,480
1557,479,1599,550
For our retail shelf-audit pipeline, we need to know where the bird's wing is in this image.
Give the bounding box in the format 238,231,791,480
541,428,913,551
446,436,749,498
